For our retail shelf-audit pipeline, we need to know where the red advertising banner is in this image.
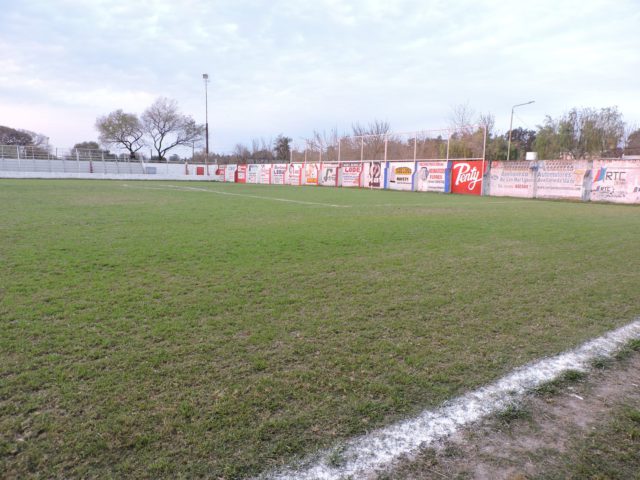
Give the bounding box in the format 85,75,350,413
450,160,485,195
236,164,247,183
213,165,225,181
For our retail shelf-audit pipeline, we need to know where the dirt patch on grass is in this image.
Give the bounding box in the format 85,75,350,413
384,353,640,479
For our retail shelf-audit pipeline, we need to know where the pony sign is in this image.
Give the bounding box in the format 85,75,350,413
451,160,484,195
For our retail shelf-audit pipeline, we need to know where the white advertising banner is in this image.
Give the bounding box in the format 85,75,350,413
591,159,640,204
271,163,287,185
304,163,320,185
224,164,237,182
536,160,589,199
364,162,384,189
288,163,303,185
319,163,339,186
259,164,272,184
339,162,362,187
488,161,535,198
415,161,448,192
387,161,415,191
246,164,260,184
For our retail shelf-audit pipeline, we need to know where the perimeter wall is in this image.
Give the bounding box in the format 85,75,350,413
2,157,639,204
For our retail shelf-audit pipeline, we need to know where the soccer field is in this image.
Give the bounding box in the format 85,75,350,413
1,179,639,478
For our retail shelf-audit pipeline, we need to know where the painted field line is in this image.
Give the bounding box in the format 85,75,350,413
364,200,521,207
260,318,640,480
121,183,350,208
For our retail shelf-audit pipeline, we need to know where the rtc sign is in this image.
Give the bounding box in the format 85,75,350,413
451,160,485,195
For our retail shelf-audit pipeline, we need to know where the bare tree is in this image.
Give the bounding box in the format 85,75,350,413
449,102,476,134
477,112,495,137
350,120,390,160
141,98,204,161
299,129,339,162
232,143,251,163
96,110,144,158
250,137,274,162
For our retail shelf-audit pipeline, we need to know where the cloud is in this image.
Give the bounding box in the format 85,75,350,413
0,0,639,150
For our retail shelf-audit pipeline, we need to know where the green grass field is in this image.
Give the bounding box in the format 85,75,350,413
1,179,639,479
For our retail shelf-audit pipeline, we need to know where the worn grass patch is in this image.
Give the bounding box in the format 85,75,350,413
495,403,533,426
539,404,640,480
1,179,639,479
533,369,587,396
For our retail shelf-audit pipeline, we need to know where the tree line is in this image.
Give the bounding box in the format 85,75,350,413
195,106,640,163
2,102,639,163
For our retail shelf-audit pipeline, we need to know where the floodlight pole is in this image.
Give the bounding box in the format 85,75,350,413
203,73,210,174
507,100,534,161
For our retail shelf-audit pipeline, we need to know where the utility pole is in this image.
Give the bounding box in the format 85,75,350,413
507,100,535,161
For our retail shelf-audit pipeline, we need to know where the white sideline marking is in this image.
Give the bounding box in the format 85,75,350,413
260,319,640,480
121,183,350,208
122,183,526,209
365,201,518,207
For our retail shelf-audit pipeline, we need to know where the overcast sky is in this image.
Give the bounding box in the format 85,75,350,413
1,0,639,153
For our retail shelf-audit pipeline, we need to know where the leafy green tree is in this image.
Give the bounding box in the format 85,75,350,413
533,107,625,159
505,127,537,160
73,141,100,150
624,128,640,156
0,125,33,145
96,110,144,158
273,135,291,162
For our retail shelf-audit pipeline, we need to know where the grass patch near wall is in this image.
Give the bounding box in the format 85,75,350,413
1,180,639,478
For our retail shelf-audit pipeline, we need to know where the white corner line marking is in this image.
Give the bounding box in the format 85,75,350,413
259,319,640,480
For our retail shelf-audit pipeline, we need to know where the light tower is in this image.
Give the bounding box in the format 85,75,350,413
203,73,210,171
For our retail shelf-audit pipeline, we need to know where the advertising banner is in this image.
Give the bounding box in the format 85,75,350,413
386,161,415,191
450,160,485,195
304,163,319,185
319,163,339,186
339,162,362,187
488,161,535,198
259,164,272,184
236,164,247,183
246,164,260,184
536,160,590,200
288,163,303,185
212,165,225,182
224,164,237,183
415,161,448,192
591,159,640,204
271,163,287,185
364,161,384,189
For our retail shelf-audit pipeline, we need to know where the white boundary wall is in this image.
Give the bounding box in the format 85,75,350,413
1,171,208,181
487,159,640,204
2,155,640,205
